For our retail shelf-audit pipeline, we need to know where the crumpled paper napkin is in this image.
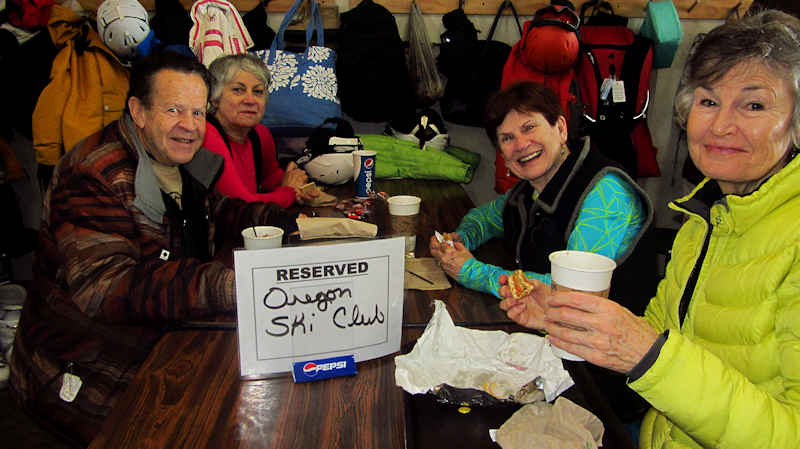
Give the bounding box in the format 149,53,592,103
496,397,605,449
395,300,573,403
296,217,377,240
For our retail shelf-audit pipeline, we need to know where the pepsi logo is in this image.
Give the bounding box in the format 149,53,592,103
302,362,318,376
364,158,374,168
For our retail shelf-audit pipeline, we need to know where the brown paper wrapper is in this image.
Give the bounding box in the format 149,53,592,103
404,257,451,290
308,190,337,207
496,397,604,449
296,217,377,240
299,183,337,207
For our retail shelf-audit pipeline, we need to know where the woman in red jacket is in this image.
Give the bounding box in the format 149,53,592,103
204,53,317,207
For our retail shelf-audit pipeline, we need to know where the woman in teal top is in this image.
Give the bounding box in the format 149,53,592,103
430,81,652,302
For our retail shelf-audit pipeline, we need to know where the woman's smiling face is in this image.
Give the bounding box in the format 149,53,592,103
687,61,795,195
496,109,568,191
213,69,267,137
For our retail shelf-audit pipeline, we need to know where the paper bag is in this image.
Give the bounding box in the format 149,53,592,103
296,217,377,240
496,397,604,449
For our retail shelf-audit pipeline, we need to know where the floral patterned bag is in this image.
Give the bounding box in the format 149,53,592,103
252,0,340,129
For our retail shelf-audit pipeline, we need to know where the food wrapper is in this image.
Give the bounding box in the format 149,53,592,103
308,190,337,207
496,397,604,449
395,300,573,404
300,183,337,207
296,217,378,240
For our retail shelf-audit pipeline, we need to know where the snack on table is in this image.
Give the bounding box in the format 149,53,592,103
299,181,317,192
435,230,455,248
507,269,534,299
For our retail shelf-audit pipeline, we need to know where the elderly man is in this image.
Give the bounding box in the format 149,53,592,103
9,52,294,445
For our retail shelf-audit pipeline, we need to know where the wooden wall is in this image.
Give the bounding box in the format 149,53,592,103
76,0,752,19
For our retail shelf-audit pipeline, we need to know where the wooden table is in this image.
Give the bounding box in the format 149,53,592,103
89,179,635,449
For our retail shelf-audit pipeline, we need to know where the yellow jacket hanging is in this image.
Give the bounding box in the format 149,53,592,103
33,4,129,166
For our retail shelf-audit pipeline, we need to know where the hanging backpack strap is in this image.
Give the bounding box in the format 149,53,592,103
487,0,523,41
206,115,264,185
249,128,263,186
206,115,232,157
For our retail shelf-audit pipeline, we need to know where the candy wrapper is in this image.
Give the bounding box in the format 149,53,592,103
395,301,573,405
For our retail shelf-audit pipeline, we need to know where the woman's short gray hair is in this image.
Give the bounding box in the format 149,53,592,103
207,53,271,110
674,9,800,148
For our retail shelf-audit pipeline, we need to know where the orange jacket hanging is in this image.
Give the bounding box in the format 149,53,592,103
32,4,129,166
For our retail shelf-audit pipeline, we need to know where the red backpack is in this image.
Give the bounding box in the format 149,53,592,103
575,2,660,178
7,0,54,30
496,1,581,193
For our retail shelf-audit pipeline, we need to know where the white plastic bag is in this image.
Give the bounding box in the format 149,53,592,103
407,1,444,105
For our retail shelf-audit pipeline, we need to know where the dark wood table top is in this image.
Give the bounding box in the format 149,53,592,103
88,179,635,449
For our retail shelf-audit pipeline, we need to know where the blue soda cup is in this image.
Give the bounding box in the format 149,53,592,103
353,149,376,198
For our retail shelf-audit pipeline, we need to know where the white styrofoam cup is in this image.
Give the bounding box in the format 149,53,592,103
241,226,284,250
549,250,616,293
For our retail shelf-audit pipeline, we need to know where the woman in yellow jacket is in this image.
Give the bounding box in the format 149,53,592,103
500,10,800,448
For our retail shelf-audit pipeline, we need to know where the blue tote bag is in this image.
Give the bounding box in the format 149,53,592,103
253,0,340,129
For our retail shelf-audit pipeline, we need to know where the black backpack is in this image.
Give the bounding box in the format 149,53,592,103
336,0,415,122
437,1,522,127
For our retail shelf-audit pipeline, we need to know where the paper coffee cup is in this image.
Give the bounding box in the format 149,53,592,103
548,250,616,362
387,195,421,256
387,195,421,216
549,250,616,296
241,226,284,250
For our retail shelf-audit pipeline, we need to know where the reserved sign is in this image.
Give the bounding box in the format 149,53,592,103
233,238,405,379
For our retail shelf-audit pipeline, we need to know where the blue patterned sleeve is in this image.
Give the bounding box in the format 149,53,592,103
455,192,508,251
567,172,646,260
458,258,549,299
457,173,644,298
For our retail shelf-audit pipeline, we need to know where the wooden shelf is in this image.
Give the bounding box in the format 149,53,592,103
77,0,751,19
351,0,753,18
78,0,338,15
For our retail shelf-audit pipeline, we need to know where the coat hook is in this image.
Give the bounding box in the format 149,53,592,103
687,0,699,13
726,2,741,20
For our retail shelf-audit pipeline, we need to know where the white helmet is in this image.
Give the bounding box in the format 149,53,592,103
97,0,150,60
297,118,360,186
304,152,354,185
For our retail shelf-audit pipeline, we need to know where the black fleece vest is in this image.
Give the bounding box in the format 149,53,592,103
502,141,657,316
502,142,658,422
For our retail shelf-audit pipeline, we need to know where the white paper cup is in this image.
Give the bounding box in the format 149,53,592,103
548,250,616,362
387,195,421,256
241,226,284,250
549,250,616,296
387,195,421,216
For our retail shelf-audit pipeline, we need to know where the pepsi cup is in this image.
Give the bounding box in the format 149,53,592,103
353,149,376,198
